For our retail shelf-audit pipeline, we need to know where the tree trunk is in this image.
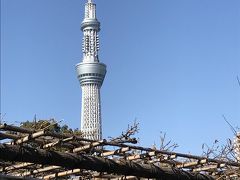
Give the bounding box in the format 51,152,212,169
0,143,214,180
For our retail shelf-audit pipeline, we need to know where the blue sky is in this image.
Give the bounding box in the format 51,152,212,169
1,0,240,155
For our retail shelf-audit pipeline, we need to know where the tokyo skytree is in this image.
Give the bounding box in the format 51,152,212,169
76,0,106,140
234,132,240,161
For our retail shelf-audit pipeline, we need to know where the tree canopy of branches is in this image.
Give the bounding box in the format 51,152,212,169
19,118,82,135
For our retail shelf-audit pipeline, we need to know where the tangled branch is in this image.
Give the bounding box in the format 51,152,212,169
109,121,139,144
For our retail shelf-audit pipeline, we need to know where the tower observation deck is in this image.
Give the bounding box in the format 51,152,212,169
76,0,106,140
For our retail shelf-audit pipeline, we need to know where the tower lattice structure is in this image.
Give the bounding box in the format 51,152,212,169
234,132,240,161
76,0,106,140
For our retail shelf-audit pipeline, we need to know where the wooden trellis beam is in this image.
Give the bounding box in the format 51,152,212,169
105,141,240,168
72,140,105,153
14,166,61,177
0,123,90,143
0,143,214,180
12,147,130,177
193,164,226,173
101,147,130,156
11,130,45,145
41,168,81,179
0,174,40,180
1,140,105,175
177,159,208,168
0,124,35,134
0,132,20,140
42,136,75,149
0,136,76,173
1,123,239,179
0,162,34,172
2,124,238,168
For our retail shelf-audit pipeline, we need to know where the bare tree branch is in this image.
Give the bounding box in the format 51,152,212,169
159,131,178,151
237,76,240,87
222,115,237,136
109,120,139,144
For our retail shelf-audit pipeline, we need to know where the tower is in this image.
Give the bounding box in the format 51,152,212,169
76,0,106,140
234,132,240,161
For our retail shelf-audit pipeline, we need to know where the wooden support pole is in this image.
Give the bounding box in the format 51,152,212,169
0,143,214,180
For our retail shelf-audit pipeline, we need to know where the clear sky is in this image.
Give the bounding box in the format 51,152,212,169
1,0,240,155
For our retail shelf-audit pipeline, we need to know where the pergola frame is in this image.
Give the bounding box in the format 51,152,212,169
0,123,239,179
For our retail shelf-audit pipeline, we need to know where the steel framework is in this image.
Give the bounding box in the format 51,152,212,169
76,0,106,140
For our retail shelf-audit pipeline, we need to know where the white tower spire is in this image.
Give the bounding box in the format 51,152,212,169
76,0,106,140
